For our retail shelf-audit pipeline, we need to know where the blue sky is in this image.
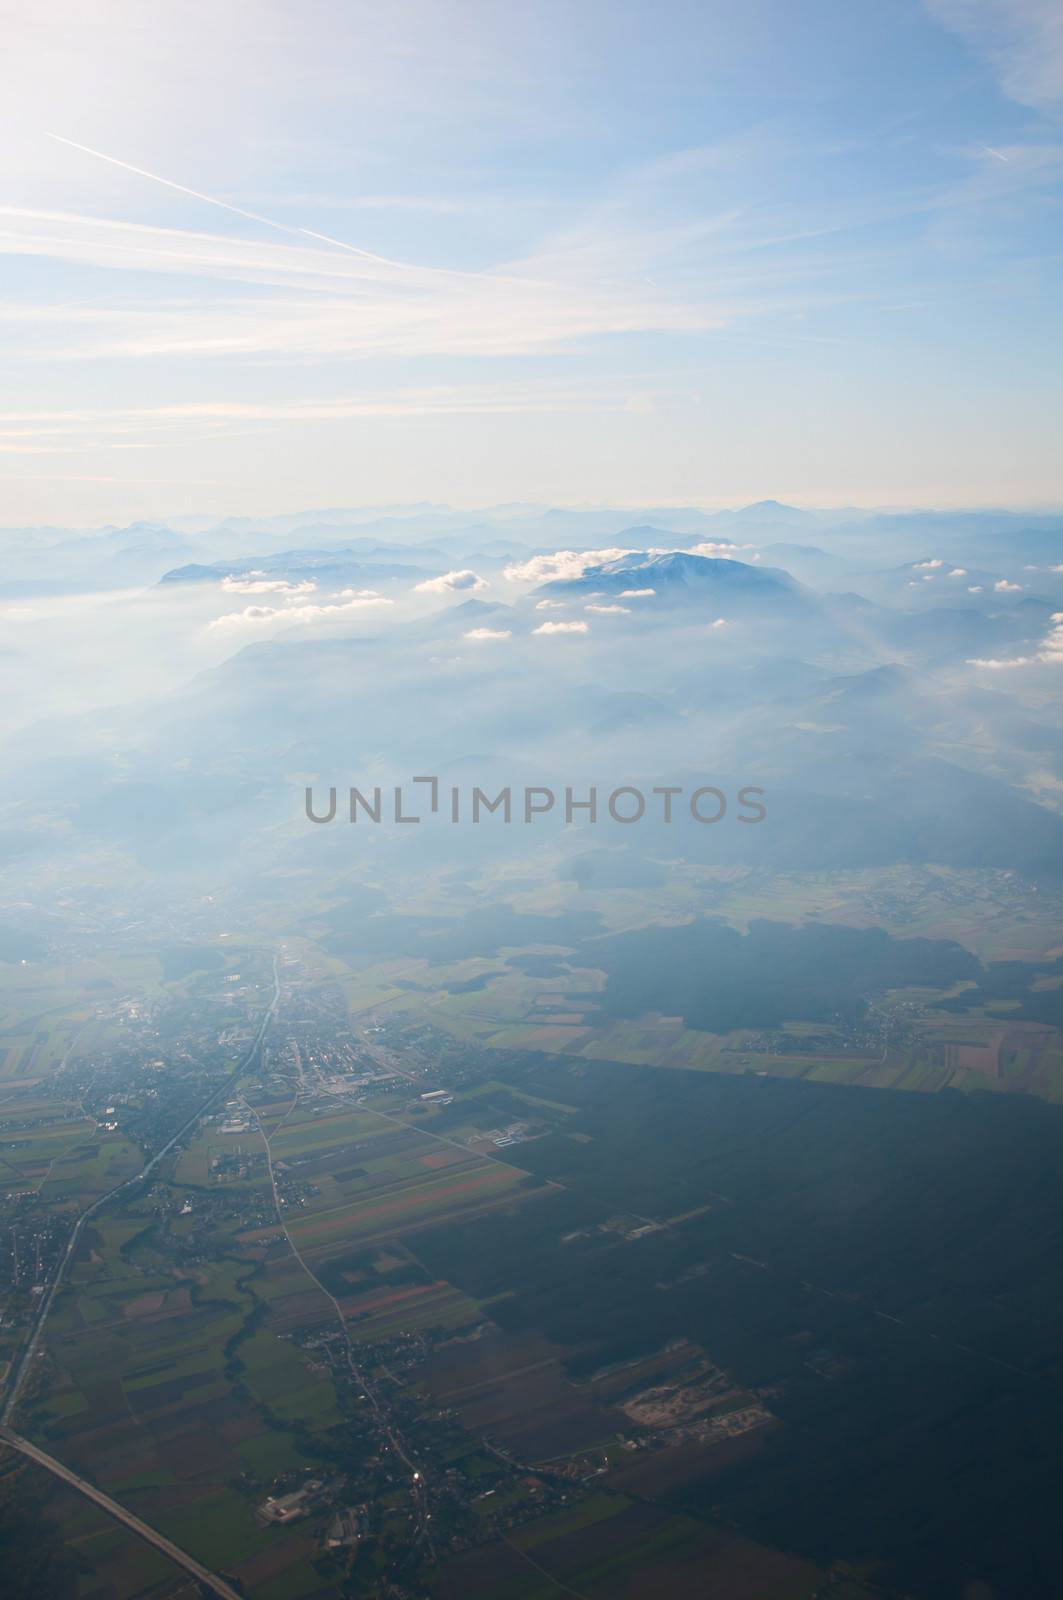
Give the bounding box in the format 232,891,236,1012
1,0,1061,523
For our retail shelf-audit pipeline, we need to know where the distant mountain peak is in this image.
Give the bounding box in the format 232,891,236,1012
731,499,809,521
819,663,913,701
530,549,807,613
448,597,508,616
599,549,796,587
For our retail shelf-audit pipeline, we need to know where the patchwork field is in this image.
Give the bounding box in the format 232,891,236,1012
29,1184,347,1590
232,1093,547,1343
434,1492,823,1600
422,1328,628,1464
323,896,1063,1104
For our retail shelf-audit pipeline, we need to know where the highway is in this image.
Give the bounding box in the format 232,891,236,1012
3,957,281,1427
0,957,282,1593
0,1424,244,1600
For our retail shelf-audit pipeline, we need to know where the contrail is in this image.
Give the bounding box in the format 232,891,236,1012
45,131,406,269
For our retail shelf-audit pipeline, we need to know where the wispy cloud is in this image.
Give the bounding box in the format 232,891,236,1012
0,384,660,454
43,133,406,268
463,626,511,640
0,200,718,364
926,0,1063,113
262,192,505,216
3,10,1061,522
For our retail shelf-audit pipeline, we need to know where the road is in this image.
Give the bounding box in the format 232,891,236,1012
3,957,281,1427
0,1424,244,1600
0,957,282,1594
243,1087,435,1559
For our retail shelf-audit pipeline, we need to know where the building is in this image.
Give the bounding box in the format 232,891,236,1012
325,1506,368,1549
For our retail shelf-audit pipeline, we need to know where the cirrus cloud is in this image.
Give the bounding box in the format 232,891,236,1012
926,0,1063,115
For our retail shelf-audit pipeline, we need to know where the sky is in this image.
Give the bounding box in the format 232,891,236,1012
1,0,1062,526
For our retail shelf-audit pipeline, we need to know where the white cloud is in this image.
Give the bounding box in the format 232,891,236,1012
534,599,565,610
995,578,1023,591
968,610,1063,669
1042,612,1063,661
463,626,511,640
619,587,656,598
688,541,758,560
914,558,944,569
948,567,967,576
968,584,984,592
533,619,589,635
319,590,393,610
585,603,630,614
210,604,278,629
220,574,317,596
209,590,392,630
415,569,487,594
710,617,729,629
504,547,632,584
